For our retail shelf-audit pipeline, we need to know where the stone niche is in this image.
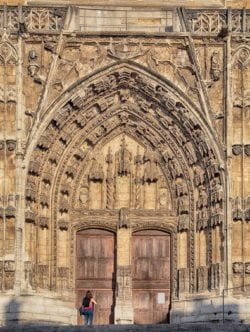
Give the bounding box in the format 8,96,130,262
77,134,171,211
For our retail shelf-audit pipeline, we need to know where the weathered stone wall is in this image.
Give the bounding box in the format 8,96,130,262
0,3,249,326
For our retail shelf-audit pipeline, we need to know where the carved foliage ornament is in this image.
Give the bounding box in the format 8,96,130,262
232,144,250,157
23,7,66,31
232,144,243,156
0,31,18,65
187,10,227,33
245,145,250,157
233,262,243,274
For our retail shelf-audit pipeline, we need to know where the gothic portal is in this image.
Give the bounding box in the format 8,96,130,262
0,0,250,326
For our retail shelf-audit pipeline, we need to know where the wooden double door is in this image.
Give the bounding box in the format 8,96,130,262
75,228,170,324
132,230,170,324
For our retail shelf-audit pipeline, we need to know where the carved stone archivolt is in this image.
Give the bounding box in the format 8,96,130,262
24,62,225,297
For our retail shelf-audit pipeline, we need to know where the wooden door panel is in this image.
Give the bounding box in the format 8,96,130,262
94,290,114,325
133,290,170,324
132,230,170,324
76,229,115,325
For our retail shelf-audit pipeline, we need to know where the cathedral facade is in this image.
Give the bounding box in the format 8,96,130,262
0,0,249,325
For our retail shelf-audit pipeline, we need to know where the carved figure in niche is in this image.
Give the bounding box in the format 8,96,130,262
193,165,205,187
119,89,130,103
141,127,161,148
159,188,168,209
79,178,89,207
169,158,182,179
192,127,209,157
118,113,129,126
174,102,188,122
197,207,208,230
5,193,16,217
91,74,116,95
42,162,56,189
6,86,17,104
155,85,175,110
28,49,44,84
178,214,189,231
106,147,114,209
134,146,142,171
95,125,106,138
28,49,40,77
134,146,142,209
106,146,113,176
176,48,190,66
207,155,220,179
89,158,104,181
6,149,15,193
210,51,221,81
211,203,223,227
176,177,188,197
157,113,173,129
211,177,223,203
184,141,198,165
118,208,129,228
232,196,243,221
7,193,15,209
25,199,36,223
143,148,158,183
197,186,208,209
171,124,187,146
178,195,189,214
116,136,132,176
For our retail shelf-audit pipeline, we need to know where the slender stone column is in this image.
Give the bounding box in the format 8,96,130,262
114,208,134,324
14,33,25,294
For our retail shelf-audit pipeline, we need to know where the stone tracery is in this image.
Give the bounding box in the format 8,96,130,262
24,63,225,298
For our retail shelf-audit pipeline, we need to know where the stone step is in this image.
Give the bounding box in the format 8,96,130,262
0,324,250,332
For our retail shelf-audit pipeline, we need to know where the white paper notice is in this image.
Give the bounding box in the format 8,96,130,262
157,292,165,304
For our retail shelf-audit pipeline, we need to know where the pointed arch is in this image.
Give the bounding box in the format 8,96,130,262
24,61,226,299
27,60,224,165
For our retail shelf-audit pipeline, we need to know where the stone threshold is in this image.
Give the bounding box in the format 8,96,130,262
0,324,250,332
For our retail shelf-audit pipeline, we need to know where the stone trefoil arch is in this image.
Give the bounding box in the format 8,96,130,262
24,62,225,306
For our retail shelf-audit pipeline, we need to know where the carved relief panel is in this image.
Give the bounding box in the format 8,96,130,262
75,134,171,211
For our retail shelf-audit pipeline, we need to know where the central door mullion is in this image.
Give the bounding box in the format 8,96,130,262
114,212,134,324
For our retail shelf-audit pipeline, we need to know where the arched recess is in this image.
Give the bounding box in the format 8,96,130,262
24,61,226,301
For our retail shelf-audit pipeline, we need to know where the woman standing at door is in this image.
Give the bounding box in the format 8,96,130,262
82,290,97,326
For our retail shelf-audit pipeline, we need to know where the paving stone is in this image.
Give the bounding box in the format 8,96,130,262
0,324,250,332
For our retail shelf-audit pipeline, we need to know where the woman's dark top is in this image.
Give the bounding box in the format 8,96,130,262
82,297,91,308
